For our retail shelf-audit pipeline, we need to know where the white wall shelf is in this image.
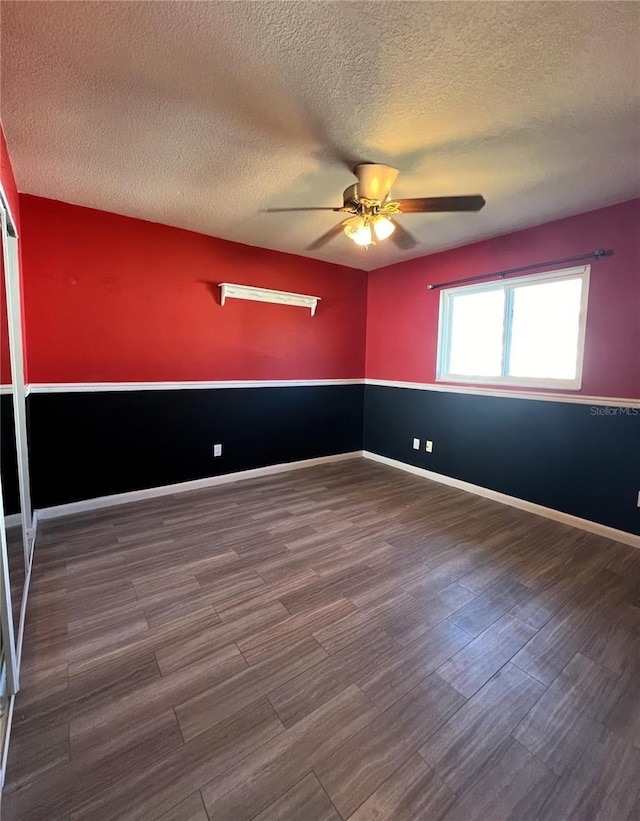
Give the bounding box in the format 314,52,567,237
219,283,321,316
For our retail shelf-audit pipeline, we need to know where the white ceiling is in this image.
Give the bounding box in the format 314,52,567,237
2,1,639,271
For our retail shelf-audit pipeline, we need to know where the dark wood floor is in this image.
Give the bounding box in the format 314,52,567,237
3,459,640,820
6,524,26,644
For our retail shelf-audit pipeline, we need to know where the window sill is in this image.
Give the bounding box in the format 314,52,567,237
436,376,583,391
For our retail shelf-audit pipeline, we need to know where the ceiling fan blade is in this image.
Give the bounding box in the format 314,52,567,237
306,222,346,251
395,195,486,214
390,220,419,250
264,207,343,212
355,164,399,201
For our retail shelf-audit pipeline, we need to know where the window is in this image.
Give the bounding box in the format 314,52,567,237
436,265,590,390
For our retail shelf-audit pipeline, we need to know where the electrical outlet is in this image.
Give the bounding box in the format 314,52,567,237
413,438,420,450
425,440,433,453
213,444,222,457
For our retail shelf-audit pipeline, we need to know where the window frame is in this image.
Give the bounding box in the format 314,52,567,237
435,265,591,390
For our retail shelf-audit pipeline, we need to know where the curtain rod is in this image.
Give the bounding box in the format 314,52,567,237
426,248,612,290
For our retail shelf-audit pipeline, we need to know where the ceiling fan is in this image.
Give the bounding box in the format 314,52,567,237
266,164,486,251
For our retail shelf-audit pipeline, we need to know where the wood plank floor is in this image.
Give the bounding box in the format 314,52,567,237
3,459,640,820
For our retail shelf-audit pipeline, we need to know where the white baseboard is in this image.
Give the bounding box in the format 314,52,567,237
30,449,640,549
363,451,640,550
4,511,38,539
35,451,363,522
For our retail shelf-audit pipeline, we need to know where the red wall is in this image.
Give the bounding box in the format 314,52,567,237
0,125,20,233
19,195,368,383
366,199,640,399
0,247,10,385
0,123,21,385
15,192,640,396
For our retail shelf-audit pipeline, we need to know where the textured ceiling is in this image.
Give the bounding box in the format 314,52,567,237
1,1,639,271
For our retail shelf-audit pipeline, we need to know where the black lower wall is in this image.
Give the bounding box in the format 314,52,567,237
20,382,640,536
28,384,364,508
1,393,20,516
364,385,640,536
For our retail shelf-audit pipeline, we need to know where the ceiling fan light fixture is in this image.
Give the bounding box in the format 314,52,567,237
343,216,373,247
372,214,395,241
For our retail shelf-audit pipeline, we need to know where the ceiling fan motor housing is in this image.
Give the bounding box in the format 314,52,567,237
355,163,400,202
